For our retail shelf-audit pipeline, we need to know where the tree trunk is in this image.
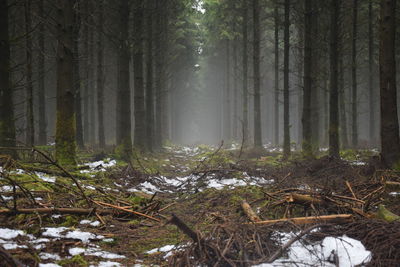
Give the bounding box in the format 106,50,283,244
368,0,376,147
145,0,154,152
233,36,239,141
96,0,105,148
274,2,280,146
116,0,132,158
225,39,231,142
351,0,358,148
302,0,313,157
379,0,400,167
73,3,84,150
253,0,262,148
88,0,96,145
55,0,77,165
283,0,291,159
24,0,34,147
133,0,145,151
242,0,249,147
0,0,16,156
37,0,47,145
329,0,340,158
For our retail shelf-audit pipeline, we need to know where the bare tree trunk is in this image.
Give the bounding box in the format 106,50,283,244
302,0,313,157
233,36,238,141
225,39,231,142
274,2,280,146
133,0,145,151
116,0,132,158
96,0,105,148
73,3,84,149
24,0,34,146
0,0,16,156
283,0,291,158
37,0,47,145
329,0,340,158
351,0,358,148
55,0,77,165
379,0,400,167
88,0,96,145
242,0,249,146
368,0,376,147
253,0,262,148
145,0,154,151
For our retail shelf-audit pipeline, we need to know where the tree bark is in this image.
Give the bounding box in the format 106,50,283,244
225,39,231,142
368,0,376,147
351,0,358,148
253,0,262,148
302,0,313,157
96,0,105,148
0,0,16,156
133,0,146,151
242,0,249,146
116,0,132,158
24,0,34,147
37,0,47,145
379,0,400,167
274,2,280,146
145,0,154,152
283,0,291,159
329,0,340,158
55,0,77,165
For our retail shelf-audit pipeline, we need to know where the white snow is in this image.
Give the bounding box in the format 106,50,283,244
42,227,68,238
80,220,101,227
39,252,61,260
389,192,400,196
253,234,371,267
42,227,103,243
39,264,62,267
81,159,117,173
0,228,25,239
90,262,122,267
146,244,176,254
35,172,56,183
69,247,125,259
0,185,13,192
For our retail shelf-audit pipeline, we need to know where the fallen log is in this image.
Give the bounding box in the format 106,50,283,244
241,200,261,222
0,207,114,216
285,193,324,205
250,214,353,225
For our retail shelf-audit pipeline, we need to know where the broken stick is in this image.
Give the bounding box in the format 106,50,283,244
241,200,261,222
249,214,353,225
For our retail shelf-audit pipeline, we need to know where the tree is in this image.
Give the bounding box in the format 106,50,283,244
351,0,358,148
283,0,291,159
37,0,47,145
116,0,132,158
253,0,262,148
55,0,77,165
133,0,146,151
24,0,34,146
274,1,280,146
368,0,376,146
379,0,400,167
97,0,105,148
0,0,16,156
302,0,314,157
329,0,340,158
242,0,249,146
145,0,154,152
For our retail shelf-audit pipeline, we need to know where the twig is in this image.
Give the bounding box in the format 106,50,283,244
0,245,23,267
93,200,160,222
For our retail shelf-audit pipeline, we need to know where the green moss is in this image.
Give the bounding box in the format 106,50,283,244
58,255,88,266
61,215,78,227
55,110,77,166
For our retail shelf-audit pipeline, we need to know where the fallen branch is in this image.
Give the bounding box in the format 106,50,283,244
250,214,353,226
241,200,261,222
93,200,160,222
168,213,200,242
0,207,113,216
0,245,23,267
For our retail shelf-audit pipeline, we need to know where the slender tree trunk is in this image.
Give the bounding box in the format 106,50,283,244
368,0,376,147
329,0,340,158
133,0,145,151
55,0,77,165
0,0,16,155
88,0,95,145
73,4,84,149
233,36,238,141
161,1,169,143
297,20,304,146
274,2,280,146
225,39,231,142
379,0,400,167
37,0,47,145
242,0,248,146
351,0,358,148
302,0,313,157
145,0,154,151
116,0,132,158
82,0,89,145
96,0,105,148
283,0,291,158
253,0,262,148
24,0,34,146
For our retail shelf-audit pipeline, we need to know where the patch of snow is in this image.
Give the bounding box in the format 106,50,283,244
390,192,400,196
349,161,367,166
103,238,114,243
65,230,103,243
90,262,121,267
69,247,125,259
81,159,117,173
35,172,56,183
80,220,100,227
39,264,62,267
147,244,176,254
0,185,13,192
39,252,61,260
2,243,28,250
253,234,371,267
0,228,25,239
42,227,68,238
0,195,13,201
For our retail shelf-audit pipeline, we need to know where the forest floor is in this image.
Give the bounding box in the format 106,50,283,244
0,144,400,266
